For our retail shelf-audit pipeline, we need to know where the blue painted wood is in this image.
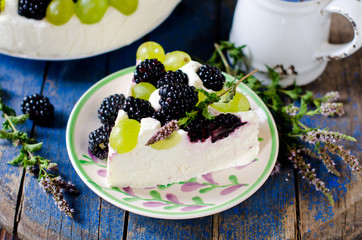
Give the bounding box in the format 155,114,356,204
216,169,297,239
0,54,46,234
16,57,109,240
298,44,362,239
127,215,213,240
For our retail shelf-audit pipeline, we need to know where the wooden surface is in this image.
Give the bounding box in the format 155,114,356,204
0,1,361,239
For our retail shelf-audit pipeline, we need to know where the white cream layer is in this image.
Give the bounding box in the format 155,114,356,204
107,110,259,188
0,0,180,58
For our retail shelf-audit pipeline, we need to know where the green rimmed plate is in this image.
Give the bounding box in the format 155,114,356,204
66,67,279,219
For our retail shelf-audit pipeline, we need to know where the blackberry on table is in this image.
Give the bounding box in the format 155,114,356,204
210,114,244,143
98,94,125,126
157,83,198,123
156,70,188,88
197,64,226,91
21,93,54,123
133,59,166,87
18,0,51,20
122,96,155,122
88,125,112,159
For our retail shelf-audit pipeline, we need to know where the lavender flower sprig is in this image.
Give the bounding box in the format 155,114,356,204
288,148,334,206
0,86,78,218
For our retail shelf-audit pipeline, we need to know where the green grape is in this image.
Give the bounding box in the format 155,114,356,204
75,0,108,24
151,132,181,150
212,92,250,113
109,0,138,16
46,0,75,26
131,82,156,101
110,119,140,154
163,51,191,71
136,41,165,62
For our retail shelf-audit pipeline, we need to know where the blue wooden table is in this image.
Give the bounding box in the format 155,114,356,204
0,1,361,239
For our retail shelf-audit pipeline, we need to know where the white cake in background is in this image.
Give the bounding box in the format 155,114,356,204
0,0,180,59
106,61,260,188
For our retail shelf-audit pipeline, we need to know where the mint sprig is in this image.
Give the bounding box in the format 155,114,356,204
0,85,78,218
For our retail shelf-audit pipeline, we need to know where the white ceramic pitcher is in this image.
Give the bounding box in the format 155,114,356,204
229,0,362,86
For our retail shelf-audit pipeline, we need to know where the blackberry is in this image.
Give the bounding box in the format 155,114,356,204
210,114,245,143
197,64,226,91
157,83,198,122
98,94,125,126
18,0,51,20
156,70,188,88
183,114,211,142
133,59,166,87
122,96,155,122
183,113,246,143
21,93,54,123
88,125,112,159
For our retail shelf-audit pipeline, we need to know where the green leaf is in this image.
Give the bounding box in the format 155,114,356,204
78,160,93,165
149,190,162,201
281,86,302,101
201,107,214,120
163,205,181,210
296,99,308,120
199,187,215,194
7,153,24,166
123,197,140,202
229,175,239,185
24,142,43,152
266,66,280,88
191,196,205,205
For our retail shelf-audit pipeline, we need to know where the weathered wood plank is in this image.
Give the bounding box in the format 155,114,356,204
214,168,298,240
127,215,212,240
0,55,46,235
16,57,110,240
299,14,362,239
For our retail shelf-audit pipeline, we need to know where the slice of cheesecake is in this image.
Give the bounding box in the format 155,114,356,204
106,60,259,188
106,109,259,188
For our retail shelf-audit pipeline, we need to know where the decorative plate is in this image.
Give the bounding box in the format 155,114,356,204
66,67,279,219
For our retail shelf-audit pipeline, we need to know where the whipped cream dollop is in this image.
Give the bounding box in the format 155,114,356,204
0,0,180,59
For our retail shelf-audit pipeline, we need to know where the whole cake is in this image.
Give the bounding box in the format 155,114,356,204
88,42,260,188
0,0,180,59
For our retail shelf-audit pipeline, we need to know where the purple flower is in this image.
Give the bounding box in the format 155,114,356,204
143,201,169,207
202,173,217,184
180,205,206,212
323,91,340,103
220,184,245,195
166,193,183,204
287,148,334,206
320,102,344,117
181,182,205,192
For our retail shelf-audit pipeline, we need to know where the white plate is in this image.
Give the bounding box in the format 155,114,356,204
66,67,279,219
